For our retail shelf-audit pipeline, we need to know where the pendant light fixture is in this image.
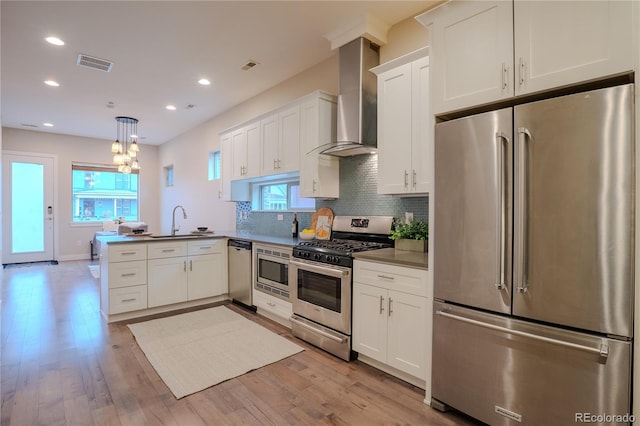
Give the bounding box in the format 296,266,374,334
111,116,140,174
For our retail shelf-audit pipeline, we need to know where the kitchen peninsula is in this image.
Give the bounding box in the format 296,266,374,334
97,232,299,323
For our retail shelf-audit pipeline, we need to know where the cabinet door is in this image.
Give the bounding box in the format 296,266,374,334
231,127,247,179
148,257,188,307
387,290,428,380
514,1,633,96
420,0,513,114
352,283,388,363
188,254,225,300
220,132,232,201
411,57,432,193
260,114,279,175
244,121,261,178
299,97,339,198
278,105,300,173
377,63,413,195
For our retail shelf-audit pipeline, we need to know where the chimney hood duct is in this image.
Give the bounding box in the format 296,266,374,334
320,37,380,156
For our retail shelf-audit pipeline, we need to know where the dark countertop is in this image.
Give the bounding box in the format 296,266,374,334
353,247,428,270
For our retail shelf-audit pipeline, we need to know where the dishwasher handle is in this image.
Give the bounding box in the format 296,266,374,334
228,239,252,250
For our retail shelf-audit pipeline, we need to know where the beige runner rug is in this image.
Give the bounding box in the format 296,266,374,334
128,305,304,398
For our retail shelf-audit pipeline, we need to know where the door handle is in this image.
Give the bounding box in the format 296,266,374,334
437,310,609,358
47,206,53,214
495,132,509,291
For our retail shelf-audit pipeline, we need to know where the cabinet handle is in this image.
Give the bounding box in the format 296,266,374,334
121,273,136,277
122,298,136,303
312,179,317,192
412,170,417,188
519,57,525,86
388,297,393,317
218,190,222,199
379,295,385,315
277,159,281,169
199,246,212,250
121,252,137,256
189,260,193,271
273,159,277,170
162,249,175,253
183,261,187,272
502,62,508,90
377,274,395,280
267,302,276,307
404,170,408,188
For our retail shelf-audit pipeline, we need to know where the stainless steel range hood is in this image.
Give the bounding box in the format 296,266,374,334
320,37,380,157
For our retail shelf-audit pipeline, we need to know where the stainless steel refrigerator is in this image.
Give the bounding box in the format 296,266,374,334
432,84,635,425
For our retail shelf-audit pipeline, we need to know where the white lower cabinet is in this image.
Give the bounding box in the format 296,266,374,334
102,243,148,315
148,239,227,308
353,260,430,385
253,290,292,328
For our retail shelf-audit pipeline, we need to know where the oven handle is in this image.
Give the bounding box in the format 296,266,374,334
291,316,347,343
290,258,350,278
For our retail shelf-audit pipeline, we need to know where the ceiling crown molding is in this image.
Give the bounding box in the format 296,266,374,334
324,14,390,50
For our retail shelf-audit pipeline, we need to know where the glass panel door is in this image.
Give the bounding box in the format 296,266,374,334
2,153,55,264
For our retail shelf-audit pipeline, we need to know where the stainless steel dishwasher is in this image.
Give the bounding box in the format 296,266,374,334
227,239,256,311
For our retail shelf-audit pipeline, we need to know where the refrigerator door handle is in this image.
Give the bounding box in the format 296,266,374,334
495,132,509,290
436,309,610,359
515,127,532,293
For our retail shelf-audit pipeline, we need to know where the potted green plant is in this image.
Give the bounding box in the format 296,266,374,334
389,220,428,252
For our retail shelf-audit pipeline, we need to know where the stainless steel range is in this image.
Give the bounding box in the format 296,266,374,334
290,216,394,361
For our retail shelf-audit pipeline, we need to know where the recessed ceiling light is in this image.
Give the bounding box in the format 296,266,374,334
45,36,64,46
44,80,59,87
198,78,211,86
43,122,54,127
166,105,177,111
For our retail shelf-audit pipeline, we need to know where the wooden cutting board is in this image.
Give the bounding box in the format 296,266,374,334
310,207,334,240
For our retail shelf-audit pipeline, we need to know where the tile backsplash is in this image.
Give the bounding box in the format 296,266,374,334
236,154,428,236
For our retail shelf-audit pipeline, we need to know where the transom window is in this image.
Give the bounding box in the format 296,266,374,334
72,163,139,222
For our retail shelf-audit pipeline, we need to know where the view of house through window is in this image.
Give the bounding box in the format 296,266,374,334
208,150,221,180
72,163,139,222
258,181,314,211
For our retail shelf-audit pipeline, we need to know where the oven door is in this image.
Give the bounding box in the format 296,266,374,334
290,258,352,334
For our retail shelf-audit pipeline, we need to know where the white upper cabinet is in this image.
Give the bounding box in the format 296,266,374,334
373,49,432,195
513,0,633,96
231,122,260,180
417,1,513,115
260,106,301,175
299,93,339,199
417,0,634,115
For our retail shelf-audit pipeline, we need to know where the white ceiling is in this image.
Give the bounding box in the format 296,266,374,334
2,1,435,146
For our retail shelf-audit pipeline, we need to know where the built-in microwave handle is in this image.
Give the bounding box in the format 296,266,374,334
290,258,350,278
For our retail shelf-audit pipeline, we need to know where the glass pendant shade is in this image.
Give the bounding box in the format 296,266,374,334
112,116,141,174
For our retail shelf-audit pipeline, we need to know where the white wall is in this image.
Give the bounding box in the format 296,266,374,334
1,128,160,260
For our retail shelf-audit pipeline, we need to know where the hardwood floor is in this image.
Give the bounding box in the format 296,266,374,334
1,261,479,425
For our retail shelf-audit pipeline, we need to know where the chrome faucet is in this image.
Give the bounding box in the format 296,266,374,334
171,205,187,236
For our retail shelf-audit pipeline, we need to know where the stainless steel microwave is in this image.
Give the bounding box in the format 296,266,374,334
254,244,291,301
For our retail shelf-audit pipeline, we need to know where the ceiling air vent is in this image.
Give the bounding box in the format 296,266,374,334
77,53,113,72
241,60,258,71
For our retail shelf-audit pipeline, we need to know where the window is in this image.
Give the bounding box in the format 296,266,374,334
164,165,174,187
255,180,314,211
72,163,139,222
208,150,221,180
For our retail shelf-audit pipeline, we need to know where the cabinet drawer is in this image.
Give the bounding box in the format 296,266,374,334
253,290,292,321
109,285,148,314
354,260,428,297
109,260,147,289
108,243,147,262
148,241,188,259
188,238,225,256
